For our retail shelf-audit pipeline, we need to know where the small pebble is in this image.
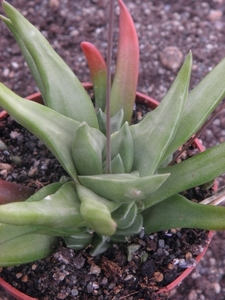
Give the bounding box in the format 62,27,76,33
21,275,28,283
159,46,183,70
71,289,79,296
15,272,23,279
158,239,165,248
209,257,216,266
188,289,198,300
154,271,164,282
11,61,19,69
208,10,223,21
124,274,134,281
212,282,221,294
90,264,101,275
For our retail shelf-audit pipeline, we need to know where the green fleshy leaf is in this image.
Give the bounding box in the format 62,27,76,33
110,154,125,174
72,122,106,175
38,226,87,237
161,57,225,162
78,173,170,203
112,202,137,229
127,244,141,261
143,194,225,233
0,234,58,267
110,122,134,173
26,182,63,202
0,84,79,180
96,108,124,135
64,232,93,251
0,223,39,245
143,142,225,209
89,235,111,256
109,235,128,243
114,213,143,235
1,2,98,128
0,182,85,228
130,52,192,176
76,184,117,236
96,109,107,135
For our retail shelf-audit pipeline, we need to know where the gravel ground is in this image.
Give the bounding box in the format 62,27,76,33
1,0,225,299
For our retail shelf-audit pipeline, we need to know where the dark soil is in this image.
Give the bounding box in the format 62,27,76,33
0,230,209,300
0,116,68,188
1,0,225,299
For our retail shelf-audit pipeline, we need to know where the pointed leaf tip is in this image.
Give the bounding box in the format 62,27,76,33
81,42,107,110
110,0,139,123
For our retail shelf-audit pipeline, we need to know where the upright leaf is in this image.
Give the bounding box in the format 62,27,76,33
81,42,107,111
109,154,125,174
96,108,124,135
110,0,139,123
110,122,134,173
1,1,98,128
130,53,192,176
162,56,225,162
72,122,106,175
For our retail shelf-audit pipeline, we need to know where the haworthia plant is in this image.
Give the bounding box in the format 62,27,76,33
1,0,225,266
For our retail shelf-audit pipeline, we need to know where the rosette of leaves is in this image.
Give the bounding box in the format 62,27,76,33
1,0,225,266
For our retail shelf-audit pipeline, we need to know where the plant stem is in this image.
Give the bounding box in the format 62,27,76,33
105,0,115,174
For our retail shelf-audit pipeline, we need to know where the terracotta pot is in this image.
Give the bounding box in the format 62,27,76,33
0,86,214,299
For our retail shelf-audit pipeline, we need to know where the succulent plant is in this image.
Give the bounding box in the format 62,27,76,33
1,0,225,266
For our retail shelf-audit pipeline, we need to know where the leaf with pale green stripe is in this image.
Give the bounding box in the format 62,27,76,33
130,52,192,176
